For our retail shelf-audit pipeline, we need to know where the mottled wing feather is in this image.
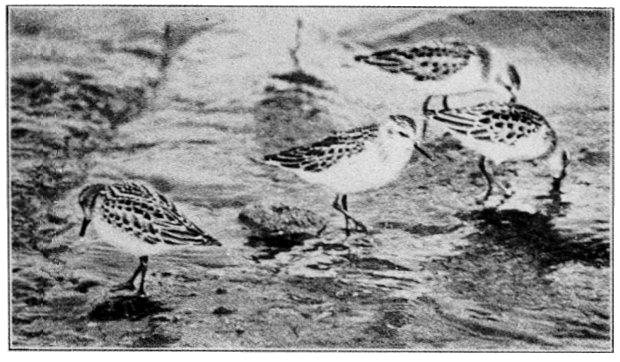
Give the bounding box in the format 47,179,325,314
264,124,379,172
355,40,477,81
108,182,177,212
426,103,546,146
101,182,219,246
152,207,216,245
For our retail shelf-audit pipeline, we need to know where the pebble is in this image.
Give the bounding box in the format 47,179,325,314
213,306,236,316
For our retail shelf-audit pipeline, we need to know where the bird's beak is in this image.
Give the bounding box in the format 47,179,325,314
415,143,433,161
79,218,91,237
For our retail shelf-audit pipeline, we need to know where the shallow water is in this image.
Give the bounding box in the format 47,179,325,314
10,8,611,350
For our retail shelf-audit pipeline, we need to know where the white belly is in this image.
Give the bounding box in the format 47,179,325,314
92,217,177,256
458,131,552,164
296,143,413,194
416,61,489,95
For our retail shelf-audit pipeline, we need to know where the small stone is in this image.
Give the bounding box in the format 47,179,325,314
133,331,180,348
89,295,170,321
150,314,172,323
239,203,328,245
212,306,236,316
215,287,227,295
74,279,101,293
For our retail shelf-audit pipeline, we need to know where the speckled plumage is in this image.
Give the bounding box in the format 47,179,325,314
264,124,380,173
423,100,557,164
354,39,520,102
422,96,568,203
263,115,428,235
79,181,220,250
355,40,482,81
78,181,220,295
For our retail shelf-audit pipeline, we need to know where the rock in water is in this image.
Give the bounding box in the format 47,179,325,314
89,295,170,321
212,306,236,316
239,203,328,245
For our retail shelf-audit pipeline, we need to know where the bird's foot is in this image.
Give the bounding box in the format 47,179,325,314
475,193,491,205
353,221,370,233
343,221,369,236
550,177,565,195
136,288,147,297
501,189,515,201
110,281,135,292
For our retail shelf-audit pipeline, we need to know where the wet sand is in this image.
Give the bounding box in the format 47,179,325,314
9,8,611,350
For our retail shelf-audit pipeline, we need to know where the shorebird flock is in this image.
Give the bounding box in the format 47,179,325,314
77,39,570,295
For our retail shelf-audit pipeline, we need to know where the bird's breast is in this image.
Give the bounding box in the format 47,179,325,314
91,216,171,256
295,141,412,194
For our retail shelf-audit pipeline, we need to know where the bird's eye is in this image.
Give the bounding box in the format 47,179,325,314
398,131,410,138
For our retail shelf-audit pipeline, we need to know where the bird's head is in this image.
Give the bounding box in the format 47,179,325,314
495,63,521,102
78,183,106,236
387,115,432,160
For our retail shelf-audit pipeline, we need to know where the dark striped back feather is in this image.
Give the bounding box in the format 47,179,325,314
354,40,480,81
99,182,220,246
264,124,380,172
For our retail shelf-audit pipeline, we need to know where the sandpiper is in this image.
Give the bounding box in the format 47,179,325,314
263,115,431,235
422,95,570,203
354,39,521,102
78,181,220,295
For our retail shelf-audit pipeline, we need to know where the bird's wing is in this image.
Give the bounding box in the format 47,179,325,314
426,103,545,145
354,40,478,81
264,124,380,172
109,182,178,212
151,208,220,246
103,183,220,246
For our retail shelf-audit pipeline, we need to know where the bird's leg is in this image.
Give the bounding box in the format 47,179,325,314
137,255,149,296
491,164,514,200
333,194,350,236
332,194,368,235
493,177,514,200
347,197,368,232
342,194,350,234
341,195,366,232
111,260,142,292
476,156,494,204
551,176,564,195
551,163,568,194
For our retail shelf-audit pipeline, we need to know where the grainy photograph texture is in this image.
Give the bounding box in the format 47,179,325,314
8,6,612,350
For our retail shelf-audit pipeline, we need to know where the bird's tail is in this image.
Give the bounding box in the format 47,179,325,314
248,154,275,166
203,234,222,246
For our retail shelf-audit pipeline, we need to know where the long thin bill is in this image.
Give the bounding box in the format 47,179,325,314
415,144,433,161
79,218,91,237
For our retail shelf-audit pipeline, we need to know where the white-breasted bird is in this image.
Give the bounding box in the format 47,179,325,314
422,95,570,203
78,181,220,295
354,39,521,102
263,115,431,235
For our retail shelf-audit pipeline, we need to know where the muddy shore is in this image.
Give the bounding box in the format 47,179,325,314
9,8,611,350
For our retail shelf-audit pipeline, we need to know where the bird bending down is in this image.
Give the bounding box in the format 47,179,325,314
422,95,570,204
78,181,221,295
354,39,521,102
263,115,431,235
